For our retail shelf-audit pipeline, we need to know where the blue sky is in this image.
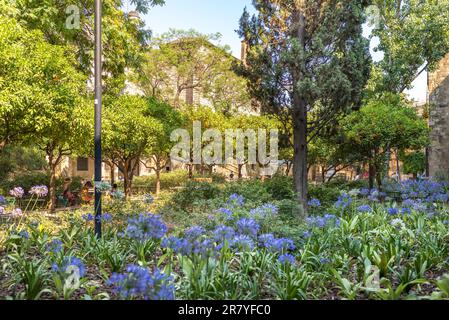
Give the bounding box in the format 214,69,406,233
138,0,426,103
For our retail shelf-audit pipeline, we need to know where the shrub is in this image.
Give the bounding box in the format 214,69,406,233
263,175,295,200
308,184,341,206
222,179,272,206
171,181,222,209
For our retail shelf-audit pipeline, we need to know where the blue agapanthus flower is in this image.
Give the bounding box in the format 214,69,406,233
303,231,312,239
184,226,205,240
124,214,168,241
236,218,260,237
108,265,174,300
265,238,296,253
18,230,29,239
162,226,214,257
217,207,233,219
359,188,370,197
388,207,399,216
161,236,190,255
357,205,372,213
402,207,411,215
278,254,295,265
250,203,279,218
308,198,321,208
102,213,113,222
334,194,352,210
232,235,254,251
82,213,94,221
52,257,86,277
228,194,245,207
212,225,235,242
47,239,63,253
258,233,275,245
0,195,6,205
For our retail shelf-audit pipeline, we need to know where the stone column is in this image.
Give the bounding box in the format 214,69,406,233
429,53,449,178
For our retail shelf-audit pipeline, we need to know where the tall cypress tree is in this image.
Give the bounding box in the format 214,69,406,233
238,0,371,216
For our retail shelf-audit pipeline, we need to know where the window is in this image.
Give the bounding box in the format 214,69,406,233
77,157,89,171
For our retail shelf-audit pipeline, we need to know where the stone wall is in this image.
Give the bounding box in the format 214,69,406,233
429,53,449,178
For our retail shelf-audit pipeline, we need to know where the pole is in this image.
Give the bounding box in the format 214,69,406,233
94,0,102,238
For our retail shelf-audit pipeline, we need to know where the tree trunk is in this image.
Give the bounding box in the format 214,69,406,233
384,145,391,179
238,164,244,179
293,109,308,217
123,162,133,198
369,161,375,190
49,164,57,213
292,6,308,218
110,163,115,185
155,169,161,195
395,149,401,182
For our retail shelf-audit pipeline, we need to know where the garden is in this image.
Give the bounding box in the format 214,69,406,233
1,0,449,304
1,176,449,300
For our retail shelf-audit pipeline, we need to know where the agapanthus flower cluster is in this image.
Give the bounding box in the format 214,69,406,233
212,225,235,243
29,185,48,198
216,207,233,220
367,189,382,202
52,257,86,277
278,253,295,265
334,194,352,210
237,218,260,237
9,187,24,198
388,207,399,216
357,204,372,213
228,194,244,207
249,203,279,219
161,226,214,257
0,195,6,205
402,207,411,215
47,239,63,254
124,214,168,241
359,188,370,197
102,213,113,222
232,235,255,251
306,214,340,229
308,198,321,208
82,213,94,221
303,231,312,238
263,237,295,253
399,180,444,200
108,265,174,300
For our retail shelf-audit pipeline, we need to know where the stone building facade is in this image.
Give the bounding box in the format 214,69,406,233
428,53,449,178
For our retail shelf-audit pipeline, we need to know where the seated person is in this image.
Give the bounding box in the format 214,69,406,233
81,181,94,204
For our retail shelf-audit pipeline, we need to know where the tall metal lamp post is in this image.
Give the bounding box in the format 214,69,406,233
94,0,102,238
